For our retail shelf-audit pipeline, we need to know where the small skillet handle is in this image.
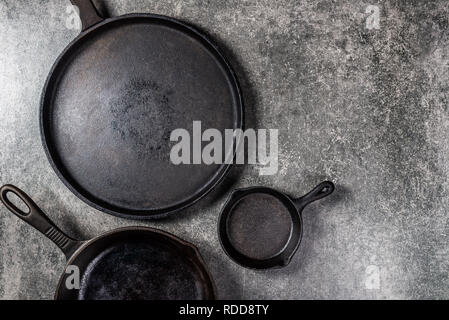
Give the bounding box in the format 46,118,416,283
0,185,81,259
70,0,104,32
293,181,335,212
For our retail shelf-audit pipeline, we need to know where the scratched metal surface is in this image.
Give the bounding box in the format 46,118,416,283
1,0,449,299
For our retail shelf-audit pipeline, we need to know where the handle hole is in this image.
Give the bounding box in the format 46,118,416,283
5,191,31,216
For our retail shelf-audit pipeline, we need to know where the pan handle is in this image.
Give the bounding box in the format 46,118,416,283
0,185,82,259
293,181,335,212
70,0,104,32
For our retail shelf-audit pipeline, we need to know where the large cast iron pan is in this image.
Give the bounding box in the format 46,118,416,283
0,185,216,300
218,182,335,269
41,0,243,219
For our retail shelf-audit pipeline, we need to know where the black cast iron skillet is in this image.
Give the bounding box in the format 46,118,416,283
40,0,243,219
218,181,335,270
0,185,216,300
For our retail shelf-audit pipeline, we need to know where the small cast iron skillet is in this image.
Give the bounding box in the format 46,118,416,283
0,185,216,300
218,181,335,270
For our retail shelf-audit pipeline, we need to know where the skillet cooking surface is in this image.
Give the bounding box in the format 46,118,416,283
41,16,242,218
56,229,215,300
80,241,203,300
227,193,293,260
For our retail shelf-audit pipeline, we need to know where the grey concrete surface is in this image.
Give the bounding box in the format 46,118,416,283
1,0,449,300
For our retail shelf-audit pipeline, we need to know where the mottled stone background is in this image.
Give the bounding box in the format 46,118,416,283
1,0,448,300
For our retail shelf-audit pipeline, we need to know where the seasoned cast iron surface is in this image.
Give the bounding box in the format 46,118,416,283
79,241,203,300
227,194,293,260
44,18,239,213
3,0,449,299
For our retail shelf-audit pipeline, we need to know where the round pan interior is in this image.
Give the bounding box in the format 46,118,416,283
56,228,216,300
41,14,243,219
218,188,302,270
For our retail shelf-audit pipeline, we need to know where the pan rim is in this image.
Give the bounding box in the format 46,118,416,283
54,226,217,300
40,13,244,220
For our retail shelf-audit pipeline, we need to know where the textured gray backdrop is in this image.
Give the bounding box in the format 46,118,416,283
1,0,448,300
